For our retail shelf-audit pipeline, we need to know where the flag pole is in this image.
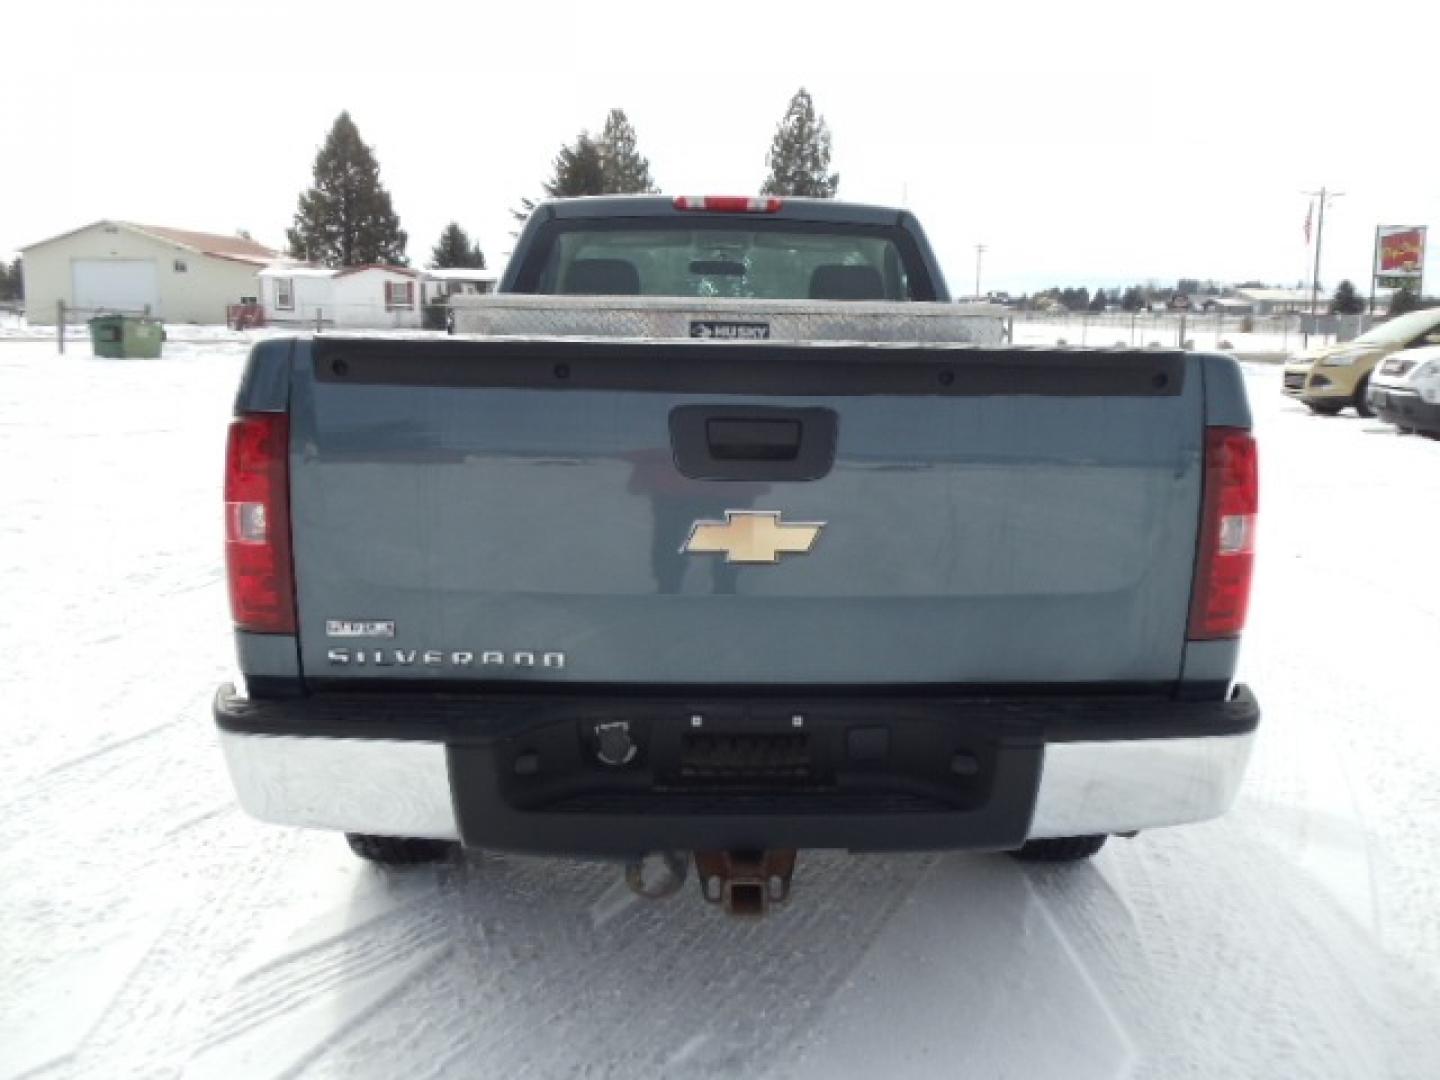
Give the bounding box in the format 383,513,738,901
1309,186,1326,324
1368,225,1379,315
1302,187,1344,348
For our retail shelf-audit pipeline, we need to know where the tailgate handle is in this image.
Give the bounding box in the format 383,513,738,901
670,406,837,481
706,418,802,461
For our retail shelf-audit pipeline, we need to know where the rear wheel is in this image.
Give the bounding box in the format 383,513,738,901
1306,401,1343,416
345,833,457,865
1008,835,1108,862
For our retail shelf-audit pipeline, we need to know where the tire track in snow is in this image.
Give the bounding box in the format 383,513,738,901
1034,820,1440,1079
178,867,460,1079
11,717,187,789
348,851,933,1080
51,825,336,1079
195,920,453,1058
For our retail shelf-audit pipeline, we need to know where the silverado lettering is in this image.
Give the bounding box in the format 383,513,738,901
326,648,566,669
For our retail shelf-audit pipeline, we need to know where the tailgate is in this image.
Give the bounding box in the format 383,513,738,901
288,338,1202,686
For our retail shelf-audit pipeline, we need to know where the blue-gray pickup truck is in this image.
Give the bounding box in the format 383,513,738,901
215,195,1260,914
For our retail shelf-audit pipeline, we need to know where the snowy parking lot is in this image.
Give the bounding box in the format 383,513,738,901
2,339,1438,1080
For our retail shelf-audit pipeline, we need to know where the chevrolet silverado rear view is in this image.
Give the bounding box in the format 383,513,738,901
214,196,1260,915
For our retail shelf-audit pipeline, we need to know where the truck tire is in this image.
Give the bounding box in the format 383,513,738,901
1008,835,1108,862
1306,401,1343,416
345,833,457,865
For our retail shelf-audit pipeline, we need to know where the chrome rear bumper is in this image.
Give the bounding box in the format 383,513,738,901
219,731,460,840
1026,731,1254,838
217,725,1255,845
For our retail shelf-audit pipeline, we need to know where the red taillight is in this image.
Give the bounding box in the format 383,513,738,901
673,195,783,213
224,413,296,634
1188,427,1258,640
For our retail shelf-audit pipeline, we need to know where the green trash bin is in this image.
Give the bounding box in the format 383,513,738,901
88,314,165,359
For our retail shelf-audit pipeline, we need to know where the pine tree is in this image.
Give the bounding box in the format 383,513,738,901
287,112,408,267
512,110,658,234
1121,286,1145,312
543,132,607,198
1388,287,1420,316
1089,289,1109,312
599,110,656,194
0,256,20,301
761,88,839,198
429,222,486,269
1329,279,1365,315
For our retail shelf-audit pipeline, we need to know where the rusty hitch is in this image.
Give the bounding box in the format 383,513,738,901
694,850,798,917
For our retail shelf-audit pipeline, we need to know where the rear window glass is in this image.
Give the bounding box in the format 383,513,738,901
525,223,920,301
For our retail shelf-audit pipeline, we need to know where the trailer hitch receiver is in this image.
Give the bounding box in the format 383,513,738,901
694,850,797,917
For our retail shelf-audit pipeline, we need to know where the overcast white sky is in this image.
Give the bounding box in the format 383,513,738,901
2,0,1435,296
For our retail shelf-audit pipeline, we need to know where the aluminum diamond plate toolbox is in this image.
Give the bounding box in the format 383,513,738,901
450,294,1006,345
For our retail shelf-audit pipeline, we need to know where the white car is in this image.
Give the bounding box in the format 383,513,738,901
1367,343,1440,436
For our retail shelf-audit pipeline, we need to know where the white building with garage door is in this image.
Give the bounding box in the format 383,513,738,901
20,221,282,324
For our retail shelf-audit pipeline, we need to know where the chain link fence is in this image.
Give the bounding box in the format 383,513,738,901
1006,309,1377,356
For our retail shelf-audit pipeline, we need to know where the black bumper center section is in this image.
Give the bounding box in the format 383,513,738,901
449,701,1041,856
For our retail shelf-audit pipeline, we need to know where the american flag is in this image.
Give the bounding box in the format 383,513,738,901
1304,201,1313,244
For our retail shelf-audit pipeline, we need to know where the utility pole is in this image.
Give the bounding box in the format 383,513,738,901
1302,187,1344,347
974,243,987,300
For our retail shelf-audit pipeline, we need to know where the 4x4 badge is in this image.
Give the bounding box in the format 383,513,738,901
326,619,396,638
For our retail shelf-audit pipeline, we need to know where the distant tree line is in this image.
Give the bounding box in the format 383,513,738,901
1018,278,1235,313
1014,276,1429,318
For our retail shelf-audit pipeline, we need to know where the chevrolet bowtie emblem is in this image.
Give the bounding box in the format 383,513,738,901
682,511,824,564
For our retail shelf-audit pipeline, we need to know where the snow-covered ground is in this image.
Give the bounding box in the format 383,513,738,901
1,340,1438,1080
1009,314,1315,356
0,316,284,345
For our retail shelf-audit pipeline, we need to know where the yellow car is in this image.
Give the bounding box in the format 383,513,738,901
1282,308,1440,416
